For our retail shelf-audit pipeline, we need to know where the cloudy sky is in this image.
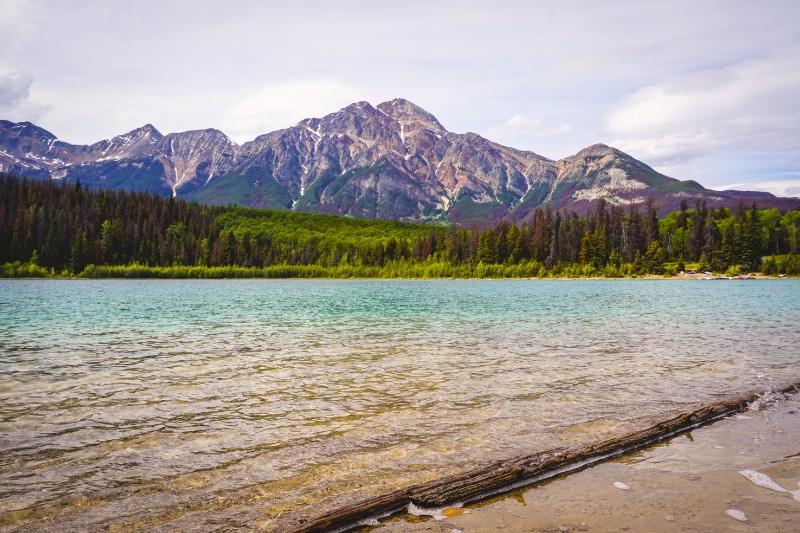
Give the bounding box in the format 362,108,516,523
2,0,799,196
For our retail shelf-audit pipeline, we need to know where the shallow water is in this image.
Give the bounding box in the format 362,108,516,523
385,394,800,532
0,279,798,531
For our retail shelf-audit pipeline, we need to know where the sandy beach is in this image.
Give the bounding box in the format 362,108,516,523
379,392,800,532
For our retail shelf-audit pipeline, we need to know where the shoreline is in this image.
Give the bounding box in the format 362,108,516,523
1,273,797,281
291,384,800,532
379,392,800,532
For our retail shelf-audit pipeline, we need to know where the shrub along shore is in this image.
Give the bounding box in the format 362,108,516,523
1,259,798,280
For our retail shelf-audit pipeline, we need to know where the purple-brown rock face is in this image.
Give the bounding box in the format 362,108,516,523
2,100,797,224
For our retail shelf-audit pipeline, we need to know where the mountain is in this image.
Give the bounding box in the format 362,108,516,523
2,100,798,224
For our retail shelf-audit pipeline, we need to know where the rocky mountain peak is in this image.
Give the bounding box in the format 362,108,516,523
0,121,58,161
561,144,646,173
136,123,163,139
344,100,379,114
377,98,445,133
3,100,797,223
316,101,386,137
569,143,623,160
162,129,235,159
0,120,57,142
568,143,670,181
0,121,63,178
80,124,167,161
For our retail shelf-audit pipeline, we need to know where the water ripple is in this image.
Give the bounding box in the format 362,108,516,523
0,279,798,530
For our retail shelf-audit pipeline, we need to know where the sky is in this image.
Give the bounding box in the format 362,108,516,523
1,0,799,196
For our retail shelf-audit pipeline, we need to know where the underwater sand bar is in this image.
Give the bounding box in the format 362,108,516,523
292,381,800,532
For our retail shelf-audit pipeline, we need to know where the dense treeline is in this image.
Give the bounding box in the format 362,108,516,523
0,174,440,274
1,173,799,278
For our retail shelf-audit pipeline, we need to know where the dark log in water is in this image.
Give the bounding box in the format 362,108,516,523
291,382,800,533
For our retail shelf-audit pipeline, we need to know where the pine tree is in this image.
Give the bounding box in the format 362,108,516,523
690,200,707,260
698,253,710,273
644,197,660,245
69,230,88,273
741,203,763,271
476,229,498,264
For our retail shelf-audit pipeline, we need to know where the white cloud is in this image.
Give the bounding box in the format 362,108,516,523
0,0,36,49
0,70,48,122
606,45,800,166
2,1,800,194
221,80,362,143
485,113,573,149
503,114,542,133
0,71,32,110
543,123,573,137
717,179,800,197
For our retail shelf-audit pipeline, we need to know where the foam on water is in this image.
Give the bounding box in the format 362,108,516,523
748,389,789,410
739,470,788,493
328,515,383,533
407,502,463,521
792,482,800,503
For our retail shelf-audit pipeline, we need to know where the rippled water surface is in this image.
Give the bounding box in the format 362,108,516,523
0,279,798,531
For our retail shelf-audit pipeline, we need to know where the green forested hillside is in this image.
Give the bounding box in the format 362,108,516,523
1,174,798,278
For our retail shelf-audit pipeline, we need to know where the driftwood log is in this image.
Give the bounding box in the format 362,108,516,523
292,381,800,532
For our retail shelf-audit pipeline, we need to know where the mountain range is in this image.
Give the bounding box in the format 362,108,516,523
2,99,798,224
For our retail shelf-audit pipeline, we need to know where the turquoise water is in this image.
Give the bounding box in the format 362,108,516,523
0,279,798,531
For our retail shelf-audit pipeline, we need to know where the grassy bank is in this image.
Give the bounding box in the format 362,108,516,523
2,259,798,280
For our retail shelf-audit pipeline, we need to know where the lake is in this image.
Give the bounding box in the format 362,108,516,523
1,279,798,531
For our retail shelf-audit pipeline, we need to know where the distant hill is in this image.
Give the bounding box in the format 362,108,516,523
2,99,798,224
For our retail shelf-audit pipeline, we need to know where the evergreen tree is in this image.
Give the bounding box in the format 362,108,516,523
624,205,645,262
698,253,710,273
476,229,498,264
714,219,736,271
69,229,88,273
740,203,763,271
761,256,777,275
644,197,660,245
2,172,798,279
545,210,561,268
690,200,707,260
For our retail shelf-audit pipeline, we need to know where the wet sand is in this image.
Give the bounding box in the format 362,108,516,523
379,394,800,532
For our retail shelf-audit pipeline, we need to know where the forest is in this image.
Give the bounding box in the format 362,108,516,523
1,173,799,278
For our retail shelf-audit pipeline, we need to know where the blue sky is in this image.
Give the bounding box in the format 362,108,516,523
1,0,799,196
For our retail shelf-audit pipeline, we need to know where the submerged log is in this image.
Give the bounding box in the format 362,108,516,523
292,381,800,532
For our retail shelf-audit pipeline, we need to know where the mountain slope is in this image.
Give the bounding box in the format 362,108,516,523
1,101,798,223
